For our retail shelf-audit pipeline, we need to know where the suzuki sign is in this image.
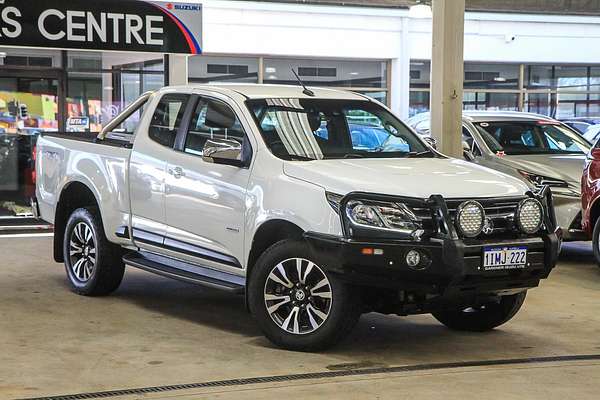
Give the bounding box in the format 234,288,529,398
0,0,202,54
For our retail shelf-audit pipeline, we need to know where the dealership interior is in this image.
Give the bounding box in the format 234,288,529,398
2,0,600,399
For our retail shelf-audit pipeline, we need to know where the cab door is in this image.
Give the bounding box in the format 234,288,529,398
163,93,253,274
129,92,191,251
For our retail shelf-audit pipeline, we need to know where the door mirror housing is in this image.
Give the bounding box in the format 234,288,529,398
423,136,437,149
462,141,475,162
589,148,600,160
203,138,244,167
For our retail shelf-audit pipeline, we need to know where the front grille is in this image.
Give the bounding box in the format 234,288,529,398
413,197,526,239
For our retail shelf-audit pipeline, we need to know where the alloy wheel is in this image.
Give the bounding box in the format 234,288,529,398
264,257,332,335
69,222,96,282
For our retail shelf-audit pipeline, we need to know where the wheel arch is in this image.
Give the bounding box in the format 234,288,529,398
246,219,305,278
53,181,100,263
589,197,600,235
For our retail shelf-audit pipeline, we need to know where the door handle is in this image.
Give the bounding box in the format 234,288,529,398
169,166,184,179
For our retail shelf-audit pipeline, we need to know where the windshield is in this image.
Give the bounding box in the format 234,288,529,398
474,121,590,155
247,98,431,160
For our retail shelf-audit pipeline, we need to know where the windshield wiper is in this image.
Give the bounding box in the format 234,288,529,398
406,150,435,158
342,153,364,159
285,154,316,161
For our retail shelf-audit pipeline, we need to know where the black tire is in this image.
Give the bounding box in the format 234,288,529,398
63,207,125,296
432,292,527,332
248,239,361,351
592,217,600,268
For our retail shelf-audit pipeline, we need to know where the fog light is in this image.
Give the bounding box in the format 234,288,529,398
516,198,543,234
455,200,485,238
406,250,421,267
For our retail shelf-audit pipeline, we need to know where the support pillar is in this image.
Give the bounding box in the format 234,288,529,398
391,17,411,119
167,54,189,86
430,0,465,158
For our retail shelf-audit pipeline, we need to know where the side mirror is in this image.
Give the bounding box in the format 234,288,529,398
589,148,600,160
462,141,475,162
203,138,244,167
423,136,437,149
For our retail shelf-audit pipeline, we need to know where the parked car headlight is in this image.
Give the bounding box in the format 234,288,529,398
518,170,568,188
344,199,423,239
516,198,543,234
455,200,485,238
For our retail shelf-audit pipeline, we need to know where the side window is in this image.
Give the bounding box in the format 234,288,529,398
184,98,245,156
148,94,189,148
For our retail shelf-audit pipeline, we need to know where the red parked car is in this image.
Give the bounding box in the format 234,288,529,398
581,142,600,265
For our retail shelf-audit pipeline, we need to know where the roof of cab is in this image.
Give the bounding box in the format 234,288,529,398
409,110,557,123
462,110,556,123
162,83,368,100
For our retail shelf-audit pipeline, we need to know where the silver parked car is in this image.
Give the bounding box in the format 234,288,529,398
407,111,590,241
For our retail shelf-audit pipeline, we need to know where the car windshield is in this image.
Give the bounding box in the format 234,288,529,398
247,98,431,160
474,121,590,155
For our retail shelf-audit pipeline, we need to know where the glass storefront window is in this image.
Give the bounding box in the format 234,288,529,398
0,76,59,219
188,55,259,83
409,91,430,117
410,61,430,89
411,61,520,90
263,58,387,88
525,92,554,116
464,92,519,111
66,51,164,133
464,63,519,90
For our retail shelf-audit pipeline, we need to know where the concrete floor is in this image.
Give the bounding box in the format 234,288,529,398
1,236,600,399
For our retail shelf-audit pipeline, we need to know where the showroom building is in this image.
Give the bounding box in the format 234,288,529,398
2,0,600,223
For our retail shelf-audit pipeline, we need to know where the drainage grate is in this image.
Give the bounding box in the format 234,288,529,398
19,354,600,400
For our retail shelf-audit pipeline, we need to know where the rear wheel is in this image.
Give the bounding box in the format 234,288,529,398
592,217,600,268
63,207,125,296
432,292,527,332
248,239,361,351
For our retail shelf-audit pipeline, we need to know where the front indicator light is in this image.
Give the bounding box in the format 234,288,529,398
516,198,543,234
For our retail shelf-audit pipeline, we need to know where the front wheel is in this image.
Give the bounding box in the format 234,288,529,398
592,217,600,268
432,292,527,332
248,239,361,351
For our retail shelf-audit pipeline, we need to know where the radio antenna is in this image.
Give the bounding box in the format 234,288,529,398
291,67,315,97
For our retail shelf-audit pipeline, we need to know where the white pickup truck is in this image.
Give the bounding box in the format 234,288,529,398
35,84,560,351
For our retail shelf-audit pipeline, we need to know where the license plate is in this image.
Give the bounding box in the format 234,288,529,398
482,246,527,271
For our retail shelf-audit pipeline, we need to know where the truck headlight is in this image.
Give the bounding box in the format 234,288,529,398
516,198,543,234
455,200,485,238
345,199,423,239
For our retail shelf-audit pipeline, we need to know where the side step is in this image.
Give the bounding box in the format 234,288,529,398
123,251,245,294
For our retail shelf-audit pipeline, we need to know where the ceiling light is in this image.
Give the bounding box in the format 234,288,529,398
408,3,432,19
265,67,276,73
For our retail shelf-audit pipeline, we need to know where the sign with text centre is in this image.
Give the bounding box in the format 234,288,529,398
0,0,202,54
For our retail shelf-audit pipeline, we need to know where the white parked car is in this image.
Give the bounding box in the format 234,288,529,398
35,85,559,351
407,111,589,241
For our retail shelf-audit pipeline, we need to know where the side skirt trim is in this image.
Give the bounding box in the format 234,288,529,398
123,251,245,294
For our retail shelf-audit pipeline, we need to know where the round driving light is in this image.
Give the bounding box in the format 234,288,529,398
516,198,543,234
406,250,421,267
455,201,485,238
